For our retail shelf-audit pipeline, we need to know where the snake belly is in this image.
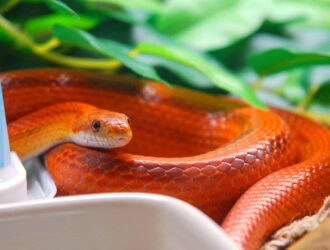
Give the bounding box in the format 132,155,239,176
1,69,329,250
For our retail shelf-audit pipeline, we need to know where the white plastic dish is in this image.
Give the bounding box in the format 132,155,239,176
0,152,27,203
0,193,240,250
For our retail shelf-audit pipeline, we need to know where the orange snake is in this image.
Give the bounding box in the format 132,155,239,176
1,69,330,250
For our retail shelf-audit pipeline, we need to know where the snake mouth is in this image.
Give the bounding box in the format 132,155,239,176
71,131,132,149
113,131,132,148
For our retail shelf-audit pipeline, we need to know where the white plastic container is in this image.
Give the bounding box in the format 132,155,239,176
0,193,240,250
0,152,27,203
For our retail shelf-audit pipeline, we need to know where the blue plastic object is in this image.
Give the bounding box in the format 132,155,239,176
0,82,10,168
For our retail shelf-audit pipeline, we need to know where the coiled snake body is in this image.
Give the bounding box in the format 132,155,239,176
2,69,329,250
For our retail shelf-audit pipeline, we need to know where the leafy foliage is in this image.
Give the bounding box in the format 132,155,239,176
281,69,310,104
156,0,268,50
54,25,169,85
24,14,101,36
0,0,329,120
250,48,330,76
45,0,79,17
137,43,266,108
308,80,330,115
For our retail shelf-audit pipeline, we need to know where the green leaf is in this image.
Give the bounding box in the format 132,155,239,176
24,14,101,36
155,0,233,35
281,69,310,104
155,0,268,50
143,55,214,89
250,48,330,76
262,16,307,32
45,0,79,17
248,34,295,55
53,25,169,86
0,28,12,44
312,80,330,104
85,0,163,14
137,43,266,109
308,80,330,115
268,0,330,29
80,0,155,23
107,10,148,24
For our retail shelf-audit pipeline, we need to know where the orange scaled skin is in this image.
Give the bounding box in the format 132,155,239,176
7,102,131,161
1,69,330,250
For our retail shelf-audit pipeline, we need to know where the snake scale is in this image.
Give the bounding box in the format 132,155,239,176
1,69,329,250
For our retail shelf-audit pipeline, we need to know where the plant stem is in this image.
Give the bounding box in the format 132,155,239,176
0,15,122,70
129,49,140,57
0,14,34,47
253,77,263,91
293,84,329,125
295,84,319,112
41,51,122,69
35,38,61,53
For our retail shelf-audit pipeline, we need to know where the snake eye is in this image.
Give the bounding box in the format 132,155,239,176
92,120,101,132
127,117,131,125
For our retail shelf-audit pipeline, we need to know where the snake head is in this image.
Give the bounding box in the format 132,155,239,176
71,109,132,149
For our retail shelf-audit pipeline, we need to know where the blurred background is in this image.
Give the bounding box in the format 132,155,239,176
0,0,329,124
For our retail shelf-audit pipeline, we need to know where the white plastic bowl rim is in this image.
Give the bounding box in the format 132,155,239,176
0,192,241,250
